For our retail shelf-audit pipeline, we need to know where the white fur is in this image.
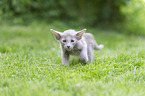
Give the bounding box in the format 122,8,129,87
50,29,104,65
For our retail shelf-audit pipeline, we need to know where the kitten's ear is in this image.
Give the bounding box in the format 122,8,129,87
50,29,62,40
76,29,86,40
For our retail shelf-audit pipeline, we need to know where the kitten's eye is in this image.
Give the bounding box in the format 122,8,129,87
71,40,74,42
63,40,66,42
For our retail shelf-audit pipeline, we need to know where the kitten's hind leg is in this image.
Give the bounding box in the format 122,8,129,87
88,45,93,62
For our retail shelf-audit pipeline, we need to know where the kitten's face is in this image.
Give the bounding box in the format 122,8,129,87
60,36,78,51
50,29,86,51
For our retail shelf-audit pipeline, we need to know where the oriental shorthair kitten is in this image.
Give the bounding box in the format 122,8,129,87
50,29,104,66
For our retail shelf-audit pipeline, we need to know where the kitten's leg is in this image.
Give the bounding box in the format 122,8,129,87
88,45,93,62
60,45,69,65
80,48,88,63
62,50,69,65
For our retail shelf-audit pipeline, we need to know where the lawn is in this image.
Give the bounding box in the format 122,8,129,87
0,22,145,96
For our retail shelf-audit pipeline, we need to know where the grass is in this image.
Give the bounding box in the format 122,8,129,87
0,22,145,96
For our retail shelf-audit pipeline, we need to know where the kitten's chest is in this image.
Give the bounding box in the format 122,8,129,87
69,46,81,55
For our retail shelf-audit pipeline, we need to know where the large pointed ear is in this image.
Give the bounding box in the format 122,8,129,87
50,29,62,40
76,29,86,40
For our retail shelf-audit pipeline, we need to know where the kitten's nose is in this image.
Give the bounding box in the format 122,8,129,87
67,46,70,48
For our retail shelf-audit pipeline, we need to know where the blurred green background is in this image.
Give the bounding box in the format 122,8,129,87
1,1,145,96
0,0,145,35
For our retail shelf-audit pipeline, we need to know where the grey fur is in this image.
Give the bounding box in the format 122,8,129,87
50,29,104,65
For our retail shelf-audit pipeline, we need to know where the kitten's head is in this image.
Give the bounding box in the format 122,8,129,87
50,29,86,51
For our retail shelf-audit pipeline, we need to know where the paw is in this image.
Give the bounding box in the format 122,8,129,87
80,57,88,63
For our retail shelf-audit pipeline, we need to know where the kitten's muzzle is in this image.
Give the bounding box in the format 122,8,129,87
65,46,72,51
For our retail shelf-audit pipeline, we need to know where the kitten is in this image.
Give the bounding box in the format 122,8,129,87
50,29,104,65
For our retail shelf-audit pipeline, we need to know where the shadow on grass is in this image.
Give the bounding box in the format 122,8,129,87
69,56,89,67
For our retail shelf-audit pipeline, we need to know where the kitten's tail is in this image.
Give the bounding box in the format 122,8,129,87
94,44,104,50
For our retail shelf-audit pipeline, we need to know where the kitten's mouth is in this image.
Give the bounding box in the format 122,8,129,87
65,48,72,51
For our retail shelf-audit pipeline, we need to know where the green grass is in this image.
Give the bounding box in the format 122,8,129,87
0,22,145,96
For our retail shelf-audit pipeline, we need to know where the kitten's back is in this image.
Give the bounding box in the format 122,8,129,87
83,33,104,50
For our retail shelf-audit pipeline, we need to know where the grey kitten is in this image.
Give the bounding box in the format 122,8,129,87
50,29,104,65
